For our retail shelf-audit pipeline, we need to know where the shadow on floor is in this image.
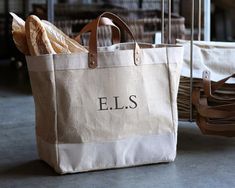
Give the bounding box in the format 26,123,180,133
177,123,235,153
1,160,58,178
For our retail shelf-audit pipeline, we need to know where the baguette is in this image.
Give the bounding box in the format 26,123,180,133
10,12,30,55
11,13,87,56
25,15,55,56
42,20,88,53
50,40,70,54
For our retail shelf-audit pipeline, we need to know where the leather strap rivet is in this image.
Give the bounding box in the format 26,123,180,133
90,60,95,65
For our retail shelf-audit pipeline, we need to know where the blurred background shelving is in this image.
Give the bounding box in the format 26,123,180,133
0,0,235,66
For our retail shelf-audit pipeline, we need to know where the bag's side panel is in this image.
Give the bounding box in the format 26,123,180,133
26,55,59,171
166,47,184,130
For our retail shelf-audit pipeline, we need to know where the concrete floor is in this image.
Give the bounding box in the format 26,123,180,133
0,64,235,188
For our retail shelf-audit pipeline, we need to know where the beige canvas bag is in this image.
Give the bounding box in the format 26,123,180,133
26,12,183,174
177,39,235,83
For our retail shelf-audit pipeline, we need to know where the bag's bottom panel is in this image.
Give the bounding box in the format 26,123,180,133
37,133,177,174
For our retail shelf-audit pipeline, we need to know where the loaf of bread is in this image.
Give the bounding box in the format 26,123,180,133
10,12,30,55
42,20,88,53
25,15,55,56
50,40,70,54
11,13,87,56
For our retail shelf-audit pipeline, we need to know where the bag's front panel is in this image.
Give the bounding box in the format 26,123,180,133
51,48,181,173
54,63,174,144
51,46,183,173
54,66,176,173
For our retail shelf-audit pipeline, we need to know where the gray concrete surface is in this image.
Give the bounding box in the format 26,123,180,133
0,66,235,188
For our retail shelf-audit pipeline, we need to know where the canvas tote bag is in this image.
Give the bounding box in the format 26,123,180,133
177,39,235,83
26,12,183,174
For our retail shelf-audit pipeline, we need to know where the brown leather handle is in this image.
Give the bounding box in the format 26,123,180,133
193,71,235,137
197,115,235,137
203,71,235,101
192,88,235,119
197,99,235,119
78,12,141,69
75,17,121,45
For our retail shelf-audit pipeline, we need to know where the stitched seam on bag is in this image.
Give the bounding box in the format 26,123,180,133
60,160,173,174
28,70,54,72
52,55,60,171
53,64,177,72
166,47,176,134
57,132,173,144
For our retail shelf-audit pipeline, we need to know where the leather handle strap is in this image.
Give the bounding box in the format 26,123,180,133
79,12,140,69
211,74,235,92
192,87,235,119
203,70,235,101
193,87,235,137
193,71,235,137
197,99,235,119
75,17,121,45
197,115,235,137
